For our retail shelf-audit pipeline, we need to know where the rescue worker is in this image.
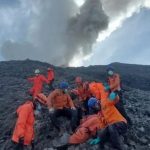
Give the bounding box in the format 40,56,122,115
53,100,104,148
11,99,41,150
68,98,103,145
88,91,127,150
69,113,105,145
54,91,127,149
105,66,132,125
75,77,91,115
28,69,49,98
47,82,78,132
47,67,55,90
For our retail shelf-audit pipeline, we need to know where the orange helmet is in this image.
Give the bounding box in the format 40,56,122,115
75,76,82,84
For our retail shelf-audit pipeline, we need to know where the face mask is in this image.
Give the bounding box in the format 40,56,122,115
63,89,68,94
94,103,101,111
108,70,114,76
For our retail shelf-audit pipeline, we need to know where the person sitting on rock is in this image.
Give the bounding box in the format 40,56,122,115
68,97,104,145
89,80,132,126
53,91,127,149
47,67,55,90
47,82,78,132
28,69,49,99
89,91,127,150
11,98,42,150
105,66,132,125
53,97,104,148
75,77,91,115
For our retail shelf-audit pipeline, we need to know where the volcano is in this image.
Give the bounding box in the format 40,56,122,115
0,60,150,150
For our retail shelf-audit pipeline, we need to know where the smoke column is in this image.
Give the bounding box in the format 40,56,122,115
1,0,108,66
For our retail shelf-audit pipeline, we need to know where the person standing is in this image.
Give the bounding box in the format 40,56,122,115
28,69,49,98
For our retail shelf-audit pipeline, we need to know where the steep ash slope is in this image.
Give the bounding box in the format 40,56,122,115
0,60,150,150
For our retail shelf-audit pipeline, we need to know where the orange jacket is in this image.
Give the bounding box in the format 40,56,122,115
28,75,49,97
12,101,35,145
89,82,111,101
101,92,127,125
69,114,105,144
89,83,126,125
47,70,54,82
35,93,48,106
79,114,106,133
108,73,121,91
47,89,75,109
76,83,91,102
89,82,107,100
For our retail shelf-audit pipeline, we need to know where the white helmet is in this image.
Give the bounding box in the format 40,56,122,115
35,69,40,74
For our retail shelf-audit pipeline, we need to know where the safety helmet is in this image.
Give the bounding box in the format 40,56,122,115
75,76,82,84
106,66,115,76
88,97,99,108
59,81,69,90
35,69,40,74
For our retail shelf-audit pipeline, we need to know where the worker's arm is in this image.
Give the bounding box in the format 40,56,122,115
41,75,49,84
47,71,55,80
51,72,54,79
89,86,101,100
67,95,75,108
27,77,35,82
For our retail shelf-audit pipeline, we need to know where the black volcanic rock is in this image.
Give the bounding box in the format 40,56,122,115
0,60,150,150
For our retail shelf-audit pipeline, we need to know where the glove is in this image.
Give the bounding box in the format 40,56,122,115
49,108,54,113
104,85,110,91
109,92,117,101
88,138,101,145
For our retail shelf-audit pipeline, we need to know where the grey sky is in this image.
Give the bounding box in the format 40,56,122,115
82,8,150,66
0,0,150,66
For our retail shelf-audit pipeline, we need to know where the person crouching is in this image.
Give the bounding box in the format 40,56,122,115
47,82,78,132
11,99,42,150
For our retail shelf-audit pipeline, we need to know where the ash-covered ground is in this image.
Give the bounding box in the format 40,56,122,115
0,60,150,150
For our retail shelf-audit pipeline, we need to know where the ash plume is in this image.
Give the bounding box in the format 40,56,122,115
1,0,108,66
